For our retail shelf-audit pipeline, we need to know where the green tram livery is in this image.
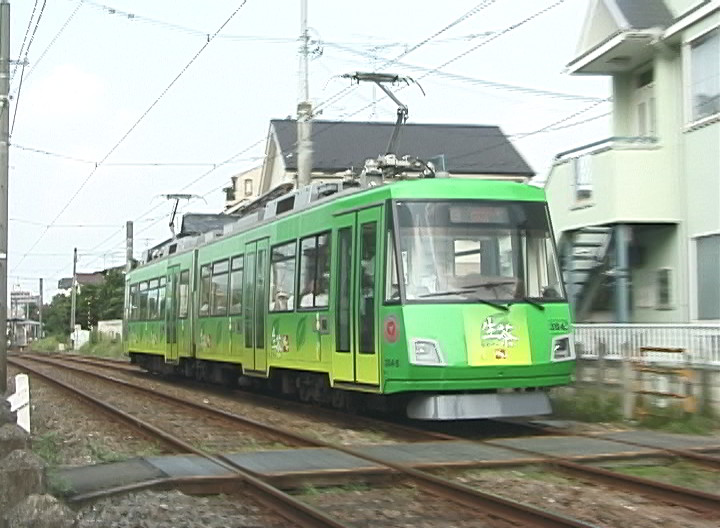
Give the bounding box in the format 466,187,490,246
125,177,575,420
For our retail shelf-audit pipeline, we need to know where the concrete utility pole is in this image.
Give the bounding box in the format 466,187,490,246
38,278,43,339
70,248,77,340
0,1,10,394
296,0,313,188
125,220,133,273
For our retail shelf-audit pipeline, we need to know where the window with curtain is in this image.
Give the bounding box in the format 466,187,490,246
697,235,720,320
690,29,720,121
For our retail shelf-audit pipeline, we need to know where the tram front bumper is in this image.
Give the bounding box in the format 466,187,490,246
406,391,552,420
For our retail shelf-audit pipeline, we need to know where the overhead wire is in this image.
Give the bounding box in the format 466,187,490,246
10,0,40,84
12,0,253,274
46,0,597,277
21,0,84,84
11,0,48,135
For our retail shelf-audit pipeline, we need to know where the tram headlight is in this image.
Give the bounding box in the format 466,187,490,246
410,339,445,366
551,335,575,362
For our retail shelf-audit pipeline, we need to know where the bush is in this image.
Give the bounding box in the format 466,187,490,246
28,335,68,354
78,333,126,359
550,388,623,422
636,402,720,434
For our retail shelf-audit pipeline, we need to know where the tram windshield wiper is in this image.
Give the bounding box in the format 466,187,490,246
521,297,545,310
416,290,509,311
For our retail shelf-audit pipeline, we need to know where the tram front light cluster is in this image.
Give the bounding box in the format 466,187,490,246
410,338,445,366
551,335,575,362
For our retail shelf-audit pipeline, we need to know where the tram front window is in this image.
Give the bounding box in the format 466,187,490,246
389,200,564,303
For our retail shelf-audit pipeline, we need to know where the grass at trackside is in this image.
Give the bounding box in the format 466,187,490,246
29,333,126,359
550,387,720,434
550,388,623,423
602,460,720,492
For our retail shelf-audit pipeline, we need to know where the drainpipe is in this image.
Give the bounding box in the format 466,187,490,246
614,224,631,323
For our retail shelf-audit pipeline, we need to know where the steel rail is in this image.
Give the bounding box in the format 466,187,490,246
16,354,599,528
27,353,720,515
515,420,720,471
53,353,458,443
8,356,354,528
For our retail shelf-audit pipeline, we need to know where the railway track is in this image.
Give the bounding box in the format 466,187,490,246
16,354,720,515
12,354,606,528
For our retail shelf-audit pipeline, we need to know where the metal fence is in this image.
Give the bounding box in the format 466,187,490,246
574,324,720,366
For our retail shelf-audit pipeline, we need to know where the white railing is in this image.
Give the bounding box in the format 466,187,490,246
574,324,720,366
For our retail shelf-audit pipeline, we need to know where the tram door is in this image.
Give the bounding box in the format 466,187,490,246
243,238,269,372
165,265,180,363
332,207,381,386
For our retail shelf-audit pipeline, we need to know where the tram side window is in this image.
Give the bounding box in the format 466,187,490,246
336,228,352,352
199,265,211,317
212,260,229,316
385,230,400,302
138,282,149,320
359,222,377,354
229,256,243,315
129,285,137,320
158,277,166,319
147,279,159,320
298,232,330,309
269,241,297,312
178,270,190,319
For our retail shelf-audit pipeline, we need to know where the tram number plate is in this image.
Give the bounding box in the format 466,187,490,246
549,320,569,333
384,358,400,368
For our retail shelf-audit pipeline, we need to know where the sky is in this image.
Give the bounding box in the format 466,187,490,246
7,0,611,300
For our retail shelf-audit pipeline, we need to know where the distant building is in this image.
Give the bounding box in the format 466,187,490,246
222,165,262,214
545,0,720,323
57,266,123,295
257,119,534,194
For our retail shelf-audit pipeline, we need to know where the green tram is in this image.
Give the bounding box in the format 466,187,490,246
125,177,575,420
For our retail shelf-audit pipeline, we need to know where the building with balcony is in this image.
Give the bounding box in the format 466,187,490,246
545,0,720,324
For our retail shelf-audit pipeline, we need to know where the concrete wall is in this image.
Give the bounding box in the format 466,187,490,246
573,357,720,416
97,319,122,340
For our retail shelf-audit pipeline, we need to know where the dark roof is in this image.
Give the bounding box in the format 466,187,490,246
614,0,674,29
271,119,534,177
179,213,238,237
57,272,106,290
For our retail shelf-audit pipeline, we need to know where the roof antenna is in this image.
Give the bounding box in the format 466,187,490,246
340,72,425,155
157,193,206,238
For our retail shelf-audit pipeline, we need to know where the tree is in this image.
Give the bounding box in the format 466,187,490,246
41,269,126,336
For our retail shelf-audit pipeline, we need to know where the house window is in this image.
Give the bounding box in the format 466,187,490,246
697,235,720,320
244,179,253,197
657,268,672,309
269,241,297,311
690,29,720,121
573,155,592,202
635,69,656,136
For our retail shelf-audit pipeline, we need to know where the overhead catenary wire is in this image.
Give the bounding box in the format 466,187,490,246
49,0,598,277
21,0,84,84
11,0,253,274
10,0,48,135
10,0,40,84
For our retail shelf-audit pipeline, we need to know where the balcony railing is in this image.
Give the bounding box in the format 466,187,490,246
574,324,720,366
554,136,659,162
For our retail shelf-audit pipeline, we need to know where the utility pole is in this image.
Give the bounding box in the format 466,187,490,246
296,0,313,188
125,221,133,273
70,248,77,345
0,1,10,394
38,278,43,339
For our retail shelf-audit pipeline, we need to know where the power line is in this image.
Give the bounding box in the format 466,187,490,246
12,0,252,274
11,0,48,135
22,0,84,83
11,0,40,84
12,143,263,167
325,41,606,103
